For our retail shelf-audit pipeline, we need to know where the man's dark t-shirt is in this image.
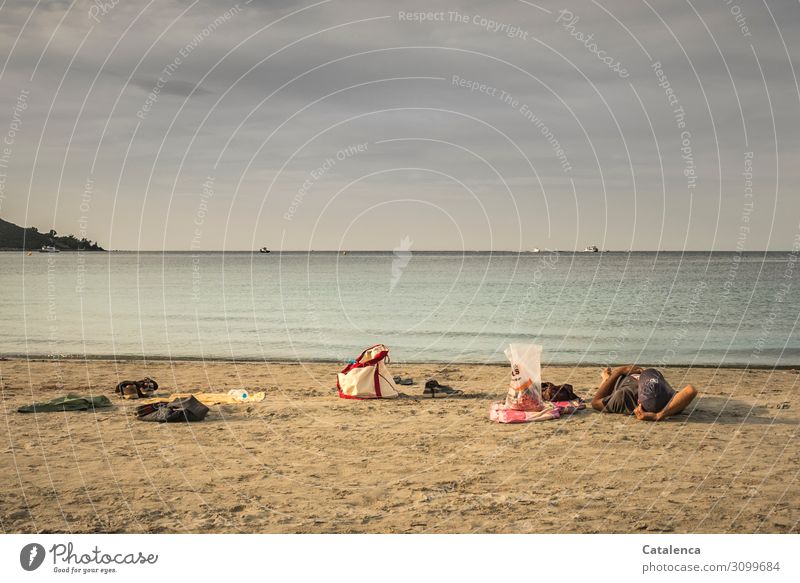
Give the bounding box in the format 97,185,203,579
601,372,675,414
601,374,640,414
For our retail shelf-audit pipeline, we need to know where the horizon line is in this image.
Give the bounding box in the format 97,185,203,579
92,248,795,253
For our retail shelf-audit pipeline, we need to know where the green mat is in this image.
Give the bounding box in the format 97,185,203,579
17,393,113,413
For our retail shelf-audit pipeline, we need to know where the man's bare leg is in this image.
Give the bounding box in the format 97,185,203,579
634,384,698,421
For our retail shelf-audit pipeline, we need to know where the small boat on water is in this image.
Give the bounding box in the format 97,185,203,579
582,245,599,253
259,247,270,254
39,245,60,253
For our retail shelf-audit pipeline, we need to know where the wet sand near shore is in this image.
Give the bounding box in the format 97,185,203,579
1,359,797,533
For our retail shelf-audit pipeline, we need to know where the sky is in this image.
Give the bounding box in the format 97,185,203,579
0,0,798,251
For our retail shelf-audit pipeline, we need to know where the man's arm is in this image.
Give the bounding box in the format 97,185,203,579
591,365,641,411
634,384,698,421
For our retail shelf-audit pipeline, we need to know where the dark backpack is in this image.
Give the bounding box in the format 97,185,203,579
541,382,580,402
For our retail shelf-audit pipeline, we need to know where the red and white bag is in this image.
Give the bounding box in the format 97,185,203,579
337,344,399,399
504,343,545,411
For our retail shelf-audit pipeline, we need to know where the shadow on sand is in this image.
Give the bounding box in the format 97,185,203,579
672,395,795,426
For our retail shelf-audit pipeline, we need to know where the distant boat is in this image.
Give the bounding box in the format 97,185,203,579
341,250,348,256
259,247,270,254
532,248,541,253
582,245,599,253
39,245,59,253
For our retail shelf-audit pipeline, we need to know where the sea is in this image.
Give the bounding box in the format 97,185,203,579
0,250,797,367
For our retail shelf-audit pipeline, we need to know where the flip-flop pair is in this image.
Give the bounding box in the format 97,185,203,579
423,379,463,398
115,377,159,399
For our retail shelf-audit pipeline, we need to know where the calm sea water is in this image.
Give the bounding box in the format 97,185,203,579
0,251,797,366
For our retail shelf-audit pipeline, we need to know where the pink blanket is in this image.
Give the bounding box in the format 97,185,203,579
489,399,585,423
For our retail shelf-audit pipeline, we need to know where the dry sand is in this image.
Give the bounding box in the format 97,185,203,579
1,358,797,533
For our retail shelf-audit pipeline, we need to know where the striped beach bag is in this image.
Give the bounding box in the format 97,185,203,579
337,344,399,399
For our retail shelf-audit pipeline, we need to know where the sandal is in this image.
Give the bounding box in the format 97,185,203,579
423,379,463,398
115,377,159,399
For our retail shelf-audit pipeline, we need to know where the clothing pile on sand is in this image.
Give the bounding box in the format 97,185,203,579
16,376,265,424
133,386,265,422
135,395,209,423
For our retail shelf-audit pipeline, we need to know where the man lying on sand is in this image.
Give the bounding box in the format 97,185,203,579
591,365,697,421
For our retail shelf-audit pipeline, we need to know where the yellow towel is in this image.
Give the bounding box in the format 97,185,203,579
139,391,266,406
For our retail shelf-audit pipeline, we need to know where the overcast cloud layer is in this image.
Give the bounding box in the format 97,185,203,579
0,0,798,251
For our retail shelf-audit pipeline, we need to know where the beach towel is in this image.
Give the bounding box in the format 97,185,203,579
489,399,585,423
490,402,560,423
550,399,586,415
337,344,399,399
18,394,112,413
139,391,266,406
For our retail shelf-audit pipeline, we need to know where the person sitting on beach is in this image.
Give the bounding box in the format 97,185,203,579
591,365,697,421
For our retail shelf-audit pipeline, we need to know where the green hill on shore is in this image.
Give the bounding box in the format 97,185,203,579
0,217,105,251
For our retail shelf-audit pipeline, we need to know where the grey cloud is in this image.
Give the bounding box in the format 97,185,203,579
131,78,211,96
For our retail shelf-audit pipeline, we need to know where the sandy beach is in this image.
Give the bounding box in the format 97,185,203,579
1,358,797,534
